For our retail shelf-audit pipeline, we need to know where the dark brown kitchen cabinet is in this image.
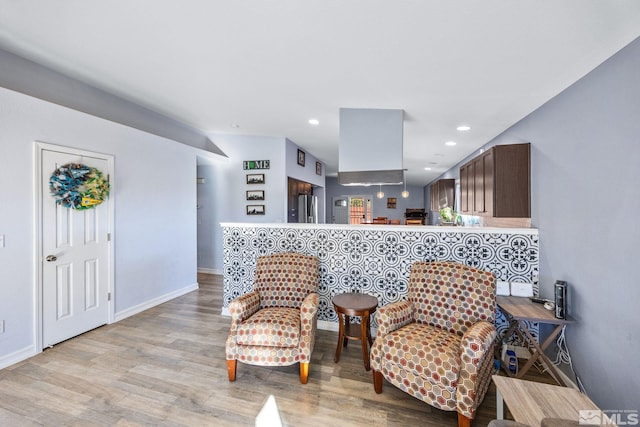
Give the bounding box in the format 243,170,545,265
460,163,471,213
483,149,495,216
473,156,485,215
430,183,437,211
473,149,494,216
429,178,455,211
459,143,530,218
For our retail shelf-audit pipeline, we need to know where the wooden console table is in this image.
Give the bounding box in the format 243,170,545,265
497,296,575,386
493,376,610,426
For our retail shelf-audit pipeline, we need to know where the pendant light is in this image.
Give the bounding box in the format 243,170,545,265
376,185,384,199
401,170,409,198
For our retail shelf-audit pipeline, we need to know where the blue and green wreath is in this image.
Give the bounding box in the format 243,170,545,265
49,163,111,210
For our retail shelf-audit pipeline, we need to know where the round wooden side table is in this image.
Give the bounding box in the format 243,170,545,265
332,292,378,371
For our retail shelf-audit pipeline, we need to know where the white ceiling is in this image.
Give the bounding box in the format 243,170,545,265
1,1,639,185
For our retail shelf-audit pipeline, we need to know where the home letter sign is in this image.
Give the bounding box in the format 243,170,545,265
243,160,270,170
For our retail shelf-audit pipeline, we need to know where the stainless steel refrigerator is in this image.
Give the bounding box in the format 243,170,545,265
298,195,318,223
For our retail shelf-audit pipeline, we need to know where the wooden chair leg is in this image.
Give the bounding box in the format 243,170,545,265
299,362,310,384
372,369,383,393
457,412,471,427
227,359,237,382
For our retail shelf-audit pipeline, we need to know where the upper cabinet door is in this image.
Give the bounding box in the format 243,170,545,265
430,179,455,211
430,181,438,211
439,179,455,210
483,149,495,217
473,156,485,214
460,164,470,213
493,144,530,217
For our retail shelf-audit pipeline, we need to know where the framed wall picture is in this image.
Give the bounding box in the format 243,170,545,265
316,161,322,176
246,173,265,184
297,149,305,166
246,205,265,215
246,190,265,201
387,197,397,209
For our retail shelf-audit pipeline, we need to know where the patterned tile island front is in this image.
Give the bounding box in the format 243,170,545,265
221,223,539,338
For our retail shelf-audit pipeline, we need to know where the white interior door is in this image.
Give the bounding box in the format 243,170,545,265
41,148,112,347
332,197,349,224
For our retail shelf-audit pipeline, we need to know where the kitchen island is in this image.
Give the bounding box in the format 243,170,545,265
221,222,539,336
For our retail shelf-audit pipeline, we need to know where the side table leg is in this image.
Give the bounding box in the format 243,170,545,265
496,388,504,420
366,313,373,346
361,312,371,371
518,323,567,386
343,315,349,347
334,311,344,363
498,317,519,378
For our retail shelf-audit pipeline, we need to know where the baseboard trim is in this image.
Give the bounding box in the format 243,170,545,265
114,282,199,322
197,268,221,275
0,345,38,370
318,320,339,332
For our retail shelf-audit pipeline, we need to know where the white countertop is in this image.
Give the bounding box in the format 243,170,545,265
220,222,538,235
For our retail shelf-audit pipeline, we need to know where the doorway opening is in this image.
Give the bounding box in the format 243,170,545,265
332,195,372,224
349,196,372,224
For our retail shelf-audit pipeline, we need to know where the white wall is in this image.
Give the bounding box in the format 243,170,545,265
285,138,325,187
0,87,200,365
285,138,326,223
195,134,327,271
195,134,287,274
196,163,219,272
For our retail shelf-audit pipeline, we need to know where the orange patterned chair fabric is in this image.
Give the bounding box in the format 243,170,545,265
371,261,497,427
225,252,320,384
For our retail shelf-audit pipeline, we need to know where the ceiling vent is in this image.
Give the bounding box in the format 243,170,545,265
338,108,404,186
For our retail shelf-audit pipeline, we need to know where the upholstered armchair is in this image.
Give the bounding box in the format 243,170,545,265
371,261,497,427
225,252,320,384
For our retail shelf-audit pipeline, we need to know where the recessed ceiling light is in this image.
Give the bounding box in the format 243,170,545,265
456,125,471,131
308,119,319,126
445,141,457,146
424,167,432,171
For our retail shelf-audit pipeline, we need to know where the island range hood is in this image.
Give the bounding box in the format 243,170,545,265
338,108,404,186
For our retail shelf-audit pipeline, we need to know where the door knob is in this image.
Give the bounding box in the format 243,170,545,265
46,255,57,262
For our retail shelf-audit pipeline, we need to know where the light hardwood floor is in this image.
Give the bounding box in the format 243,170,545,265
0,274,546,426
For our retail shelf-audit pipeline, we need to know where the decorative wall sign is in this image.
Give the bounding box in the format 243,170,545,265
243,160,270,170
222,224,540,340
246,173,265,184
49,163,110,210
246,205,265,215
316,161,322,175
297,149,305,166
246,190,265,201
